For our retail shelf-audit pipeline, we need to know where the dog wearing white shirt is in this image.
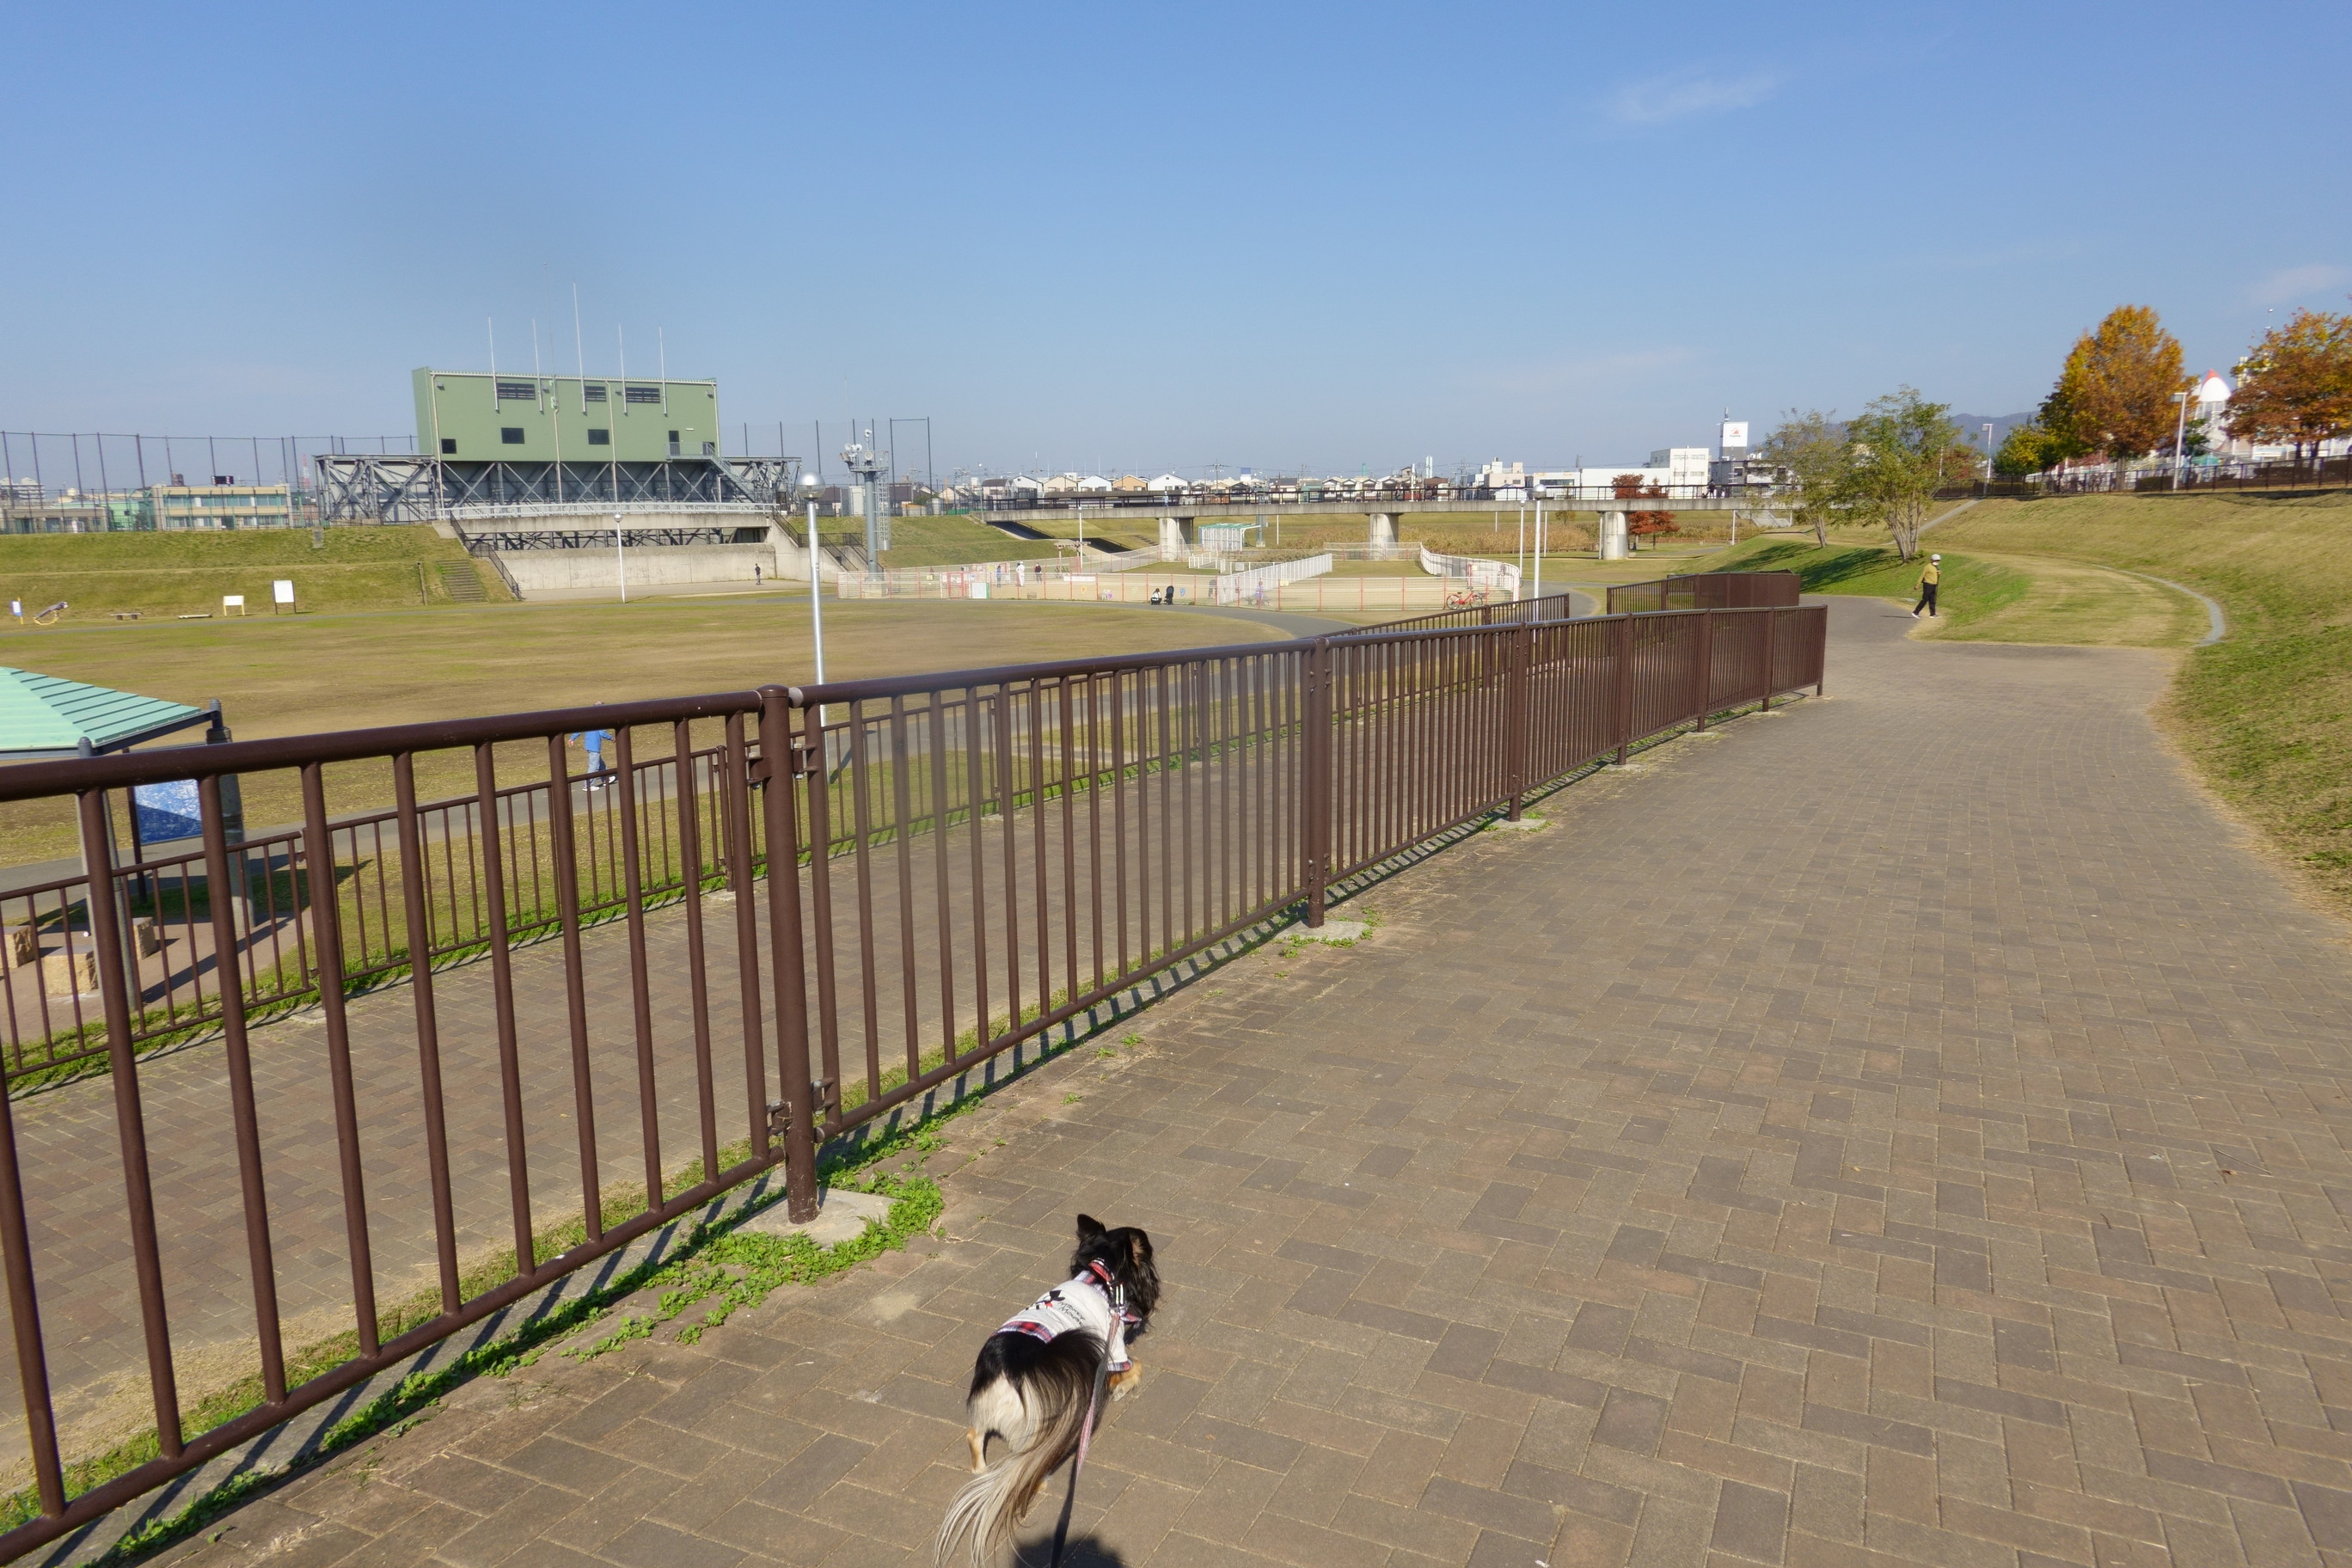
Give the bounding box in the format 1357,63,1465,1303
934,1215,1160,1566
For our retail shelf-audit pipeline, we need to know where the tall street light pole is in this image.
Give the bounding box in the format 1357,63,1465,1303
614,511,627,603
2170,391,2192,490
807,500,827,686
1532,499,1544,606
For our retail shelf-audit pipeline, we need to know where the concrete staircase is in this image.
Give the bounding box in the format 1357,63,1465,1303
437,560,488,603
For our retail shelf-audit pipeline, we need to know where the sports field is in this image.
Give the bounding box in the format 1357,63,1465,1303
0,595,1286,866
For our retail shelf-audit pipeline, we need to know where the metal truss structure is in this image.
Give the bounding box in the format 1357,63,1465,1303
463,525,773,551
316,455,799,523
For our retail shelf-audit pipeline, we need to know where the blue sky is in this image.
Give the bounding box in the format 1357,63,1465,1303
4,1,2347,479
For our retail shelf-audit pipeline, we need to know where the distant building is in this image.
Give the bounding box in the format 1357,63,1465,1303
150,484,293,530
2195,370,2236,454
1710,420,1788,492
2,482,295,534
1646,447,1712,488
1479,460,1528,500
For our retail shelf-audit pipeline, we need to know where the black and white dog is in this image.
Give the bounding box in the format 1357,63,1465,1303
934,1215,1160,1566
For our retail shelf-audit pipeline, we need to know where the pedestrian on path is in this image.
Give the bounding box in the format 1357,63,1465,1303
569,724,616,788
1913,554,1941,619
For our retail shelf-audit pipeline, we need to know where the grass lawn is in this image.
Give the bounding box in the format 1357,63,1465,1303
0,597,1287,864
1709,491,2352,910
0,524,506,622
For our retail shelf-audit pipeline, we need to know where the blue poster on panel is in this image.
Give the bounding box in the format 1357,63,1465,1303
133,780,202,845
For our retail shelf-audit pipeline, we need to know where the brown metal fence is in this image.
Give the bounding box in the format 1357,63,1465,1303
1605,569,1801,616
0,602,1824,1558
1344,591,1578,634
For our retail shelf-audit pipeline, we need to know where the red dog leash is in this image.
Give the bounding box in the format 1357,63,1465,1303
1047,1279,1124,1568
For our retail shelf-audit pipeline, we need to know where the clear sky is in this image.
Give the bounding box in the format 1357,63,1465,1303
4,1,2347,480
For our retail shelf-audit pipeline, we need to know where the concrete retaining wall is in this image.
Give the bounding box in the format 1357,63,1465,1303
493,544,783,595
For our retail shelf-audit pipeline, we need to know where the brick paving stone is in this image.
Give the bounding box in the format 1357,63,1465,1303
109,597,2352,1566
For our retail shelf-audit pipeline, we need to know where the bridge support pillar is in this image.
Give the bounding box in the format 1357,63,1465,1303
1598,509,1630,561
1158,516,1193,560
1367,512,1398,553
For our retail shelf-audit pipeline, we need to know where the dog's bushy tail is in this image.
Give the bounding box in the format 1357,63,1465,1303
934,1336,1099,1567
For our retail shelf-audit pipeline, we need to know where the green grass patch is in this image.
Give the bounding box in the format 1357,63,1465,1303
1705,538,2030,633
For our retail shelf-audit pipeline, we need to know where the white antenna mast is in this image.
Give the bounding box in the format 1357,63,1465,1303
573,285,587,412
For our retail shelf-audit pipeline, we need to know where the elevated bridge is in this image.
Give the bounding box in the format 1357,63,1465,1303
978,492,1777,560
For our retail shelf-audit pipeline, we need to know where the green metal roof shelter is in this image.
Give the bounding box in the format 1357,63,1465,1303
0,669,222,761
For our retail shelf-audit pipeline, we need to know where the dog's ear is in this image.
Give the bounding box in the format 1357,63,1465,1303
1128,1230,1153,1264
1075,1214,1106,1242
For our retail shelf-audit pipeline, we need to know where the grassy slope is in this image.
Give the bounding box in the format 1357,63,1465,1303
1702,530,2207,649
1702,537,2037,638
0,526,503,621
1926,492,2352,898
875,514,1060,568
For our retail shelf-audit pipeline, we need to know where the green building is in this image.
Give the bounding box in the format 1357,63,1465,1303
413,370,721,464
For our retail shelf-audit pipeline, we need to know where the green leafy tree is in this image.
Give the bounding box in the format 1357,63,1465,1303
2040,305,2186,462
2227,307,2352,462
1994,421,2060,477
1834,388,1974,561
1759,409,1846,545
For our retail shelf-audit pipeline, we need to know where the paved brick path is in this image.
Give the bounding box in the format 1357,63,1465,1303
126,596,2352,1567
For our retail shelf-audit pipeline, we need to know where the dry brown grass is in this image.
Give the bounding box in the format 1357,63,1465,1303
0,597,1284,865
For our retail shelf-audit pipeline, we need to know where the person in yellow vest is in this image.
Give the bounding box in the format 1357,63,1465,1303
1912,554,1942,619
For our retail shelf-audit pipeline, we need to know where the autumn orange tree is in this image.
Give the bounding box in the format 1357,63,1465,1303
2227,307,2352,462
1612,470,1677,548
2039,305,2186,462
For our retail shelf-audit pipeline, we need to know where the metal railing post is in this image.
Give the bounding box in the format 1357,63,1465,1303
1613,615,1635,764
75,789,182,1460
756,686,821,1222
1694,609,1715,731
1302,639,1332,927
1504,622,1532,819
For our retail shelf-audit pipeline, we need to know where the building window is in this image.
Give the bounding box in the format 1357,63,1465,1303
668,432,682,456
497,381,536,401
625,385,662,404
587,429,610,446
584,384,607,402
440,438,457,455
501,427,525,444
